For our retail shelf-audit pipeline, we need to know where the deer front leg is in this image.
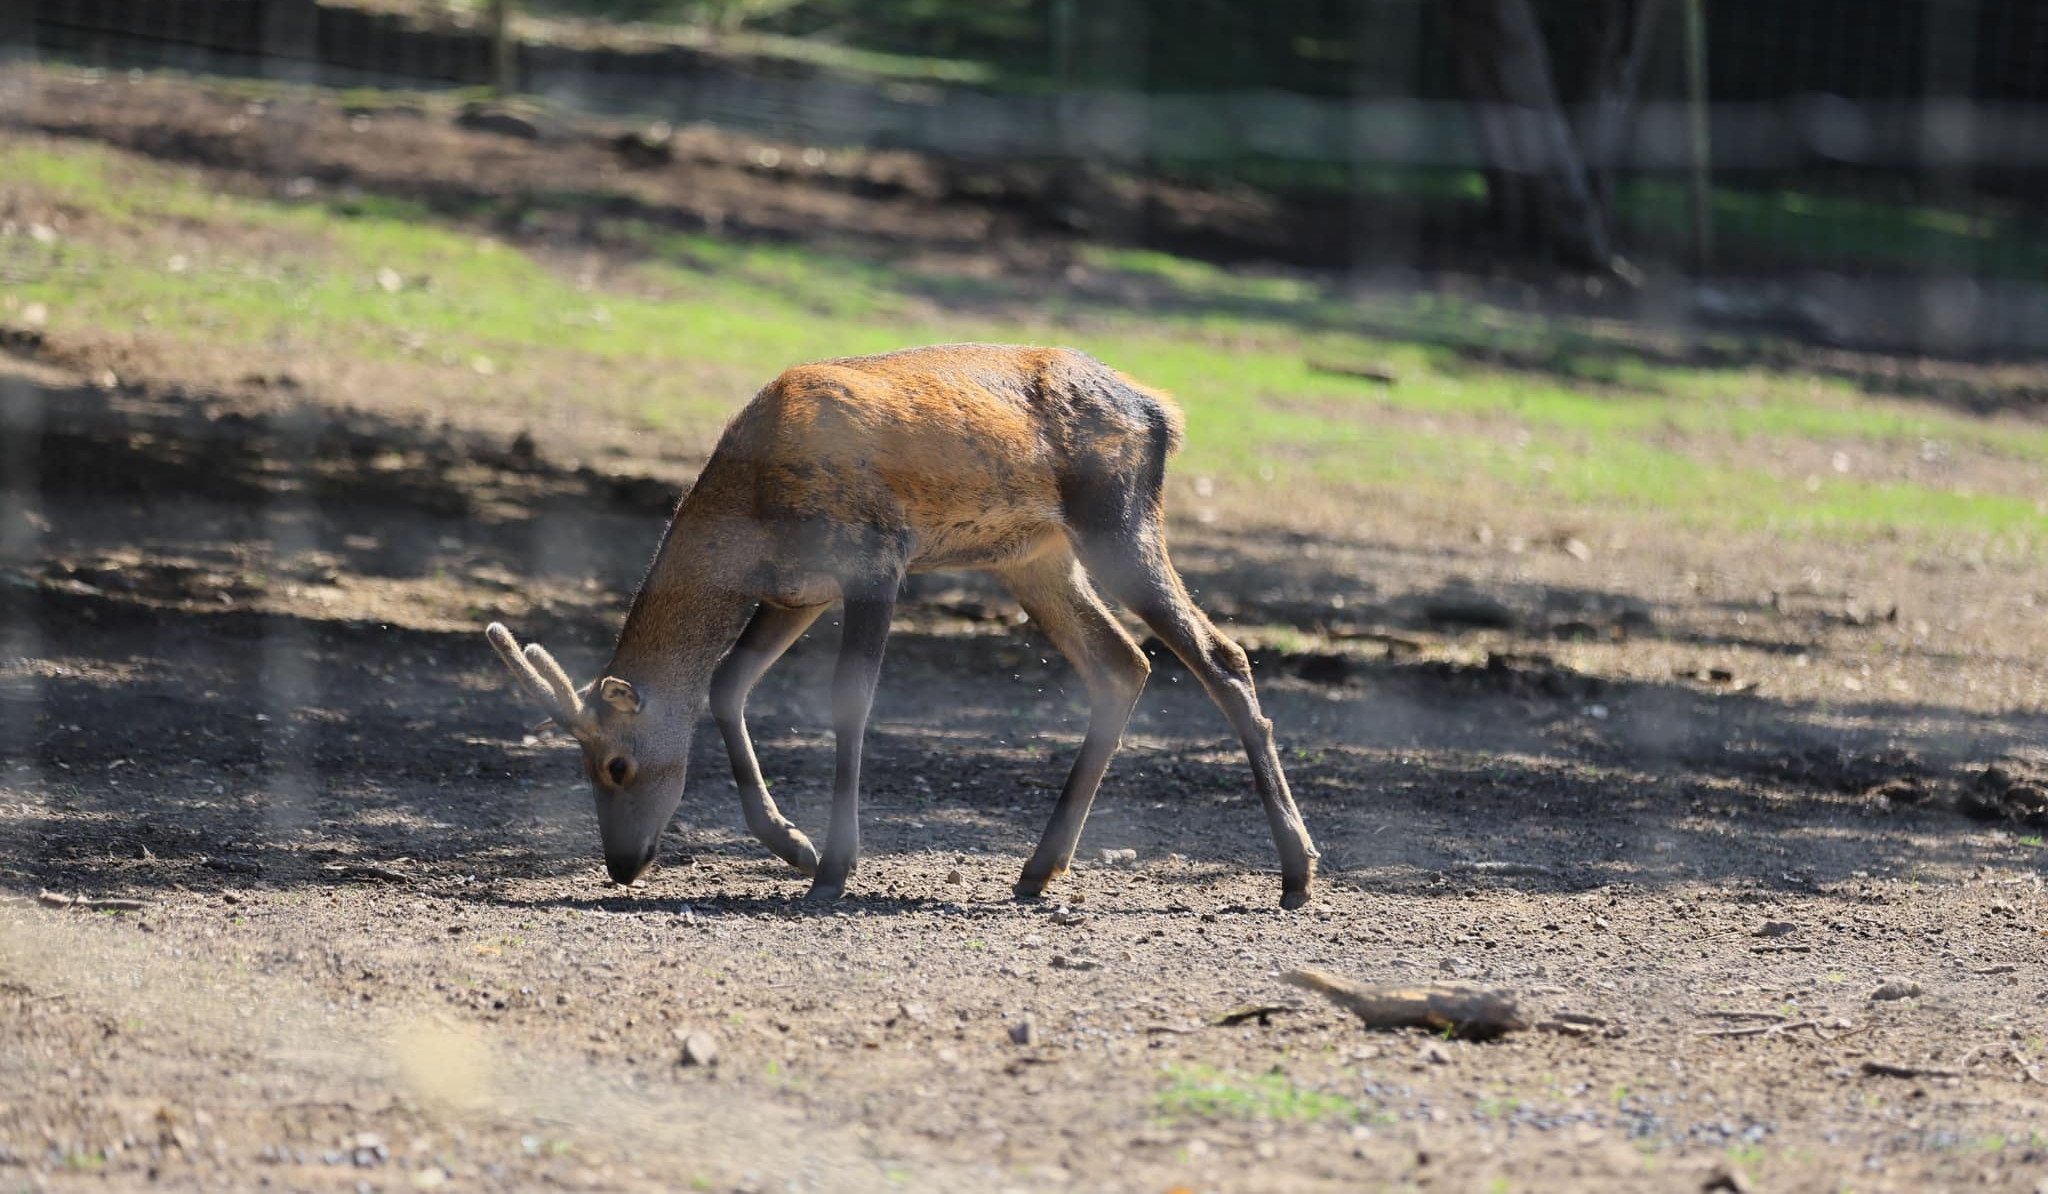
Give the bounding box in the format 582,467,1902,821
808,588,897,901
711,601,829,876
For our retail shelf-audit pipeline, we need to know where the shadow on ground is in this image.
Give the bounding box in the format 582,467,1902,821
3,367,2043,916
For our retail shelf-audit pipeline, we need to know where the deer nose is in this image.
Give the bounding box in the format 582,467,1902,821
605,844,655,885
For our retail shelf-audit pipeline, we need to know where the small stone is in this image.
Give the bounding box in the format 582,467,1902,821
945,869,964,885
1561,537,1593,562
1009,1015,1038,1046
678,1031,719,1066
1098,848,1138,867
1869,979,1921,1002
1754,921,1798,938
1592,917,1611,931
1049,908,1088,927
896,1001,929,1024
1418,1041,1450,1066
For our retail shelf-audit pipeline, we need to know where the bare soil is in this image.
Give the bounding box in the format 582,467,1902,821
5,71,2048,1194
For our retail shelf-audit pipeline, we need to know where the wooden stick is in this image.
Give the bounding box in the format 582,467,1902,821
1861,1061,1962,1080
321,863,412,883
36,890,149,912
1696,1019,1821,1039
1283,968,1526,1040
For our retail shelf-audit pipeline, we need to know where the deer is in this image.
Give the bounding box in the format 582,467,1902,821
485,344,1319,908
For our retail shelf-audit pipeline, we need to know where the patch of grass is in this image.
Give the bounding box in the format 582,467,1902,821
1623,181,2048,283
1155,1064,1356,1124
5,135,2045,545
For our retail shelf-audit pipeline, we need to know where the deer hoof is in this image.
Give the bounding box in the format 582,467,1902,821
803,881,845,903
1011,877,1048,901
1279,887,1311,911
783,835,821,877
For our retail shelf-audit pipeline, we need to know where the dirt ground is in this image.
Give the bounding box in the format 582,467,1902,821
6,72,2048,1194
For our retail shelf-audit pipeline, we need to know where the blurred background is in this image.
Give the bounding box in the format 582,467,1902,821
4,4,2048,1191
9,0,2048,353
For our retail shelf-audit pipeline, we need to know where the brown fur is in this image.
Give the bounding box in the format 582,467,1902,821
487,344,1315,907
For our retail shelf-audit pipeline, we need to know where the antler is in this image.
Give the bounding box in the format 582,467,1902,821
485,622,595,735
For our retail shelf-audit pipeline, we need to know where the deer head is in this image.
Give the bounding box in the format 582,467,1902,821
485,622,679,885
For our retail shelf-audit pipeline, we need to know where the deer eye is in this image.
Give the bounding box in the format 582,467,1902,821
603,756,633,787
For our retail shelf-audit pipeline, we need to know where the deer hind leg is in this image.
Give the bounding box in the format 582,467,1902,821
807,582,898,901
1078,531,1319,909
998,548,1151,900
711,601,829,876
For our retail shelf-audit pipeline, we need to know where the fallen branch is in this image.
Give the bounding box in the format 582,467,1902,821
1214,1003,1298,1027
1283,969,1526,1040
1861,1060,1962,1080
321,863,413,883
1701,1010,1787,1022
1305,359,1398,386
37,890,148,912
1696,1018,1821,1039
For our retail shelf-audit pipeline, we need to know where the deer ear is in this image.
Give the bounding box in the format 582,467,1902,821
597,676,642,714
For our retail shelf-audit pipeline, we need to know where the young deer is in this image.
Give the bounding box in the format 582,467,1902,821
486,344,1319,907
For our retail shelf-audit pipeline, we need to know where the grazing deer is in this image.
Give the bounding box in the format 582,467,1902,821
486,344,1319,907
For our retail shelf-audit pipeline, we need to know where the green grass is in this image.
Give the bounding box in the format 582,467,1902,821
1155,1064,1357,1124
3,136,2045,544
1624,180,2048,282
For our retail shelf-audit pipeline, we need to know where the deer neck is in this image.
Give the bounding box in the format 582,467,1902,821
605,487,763,716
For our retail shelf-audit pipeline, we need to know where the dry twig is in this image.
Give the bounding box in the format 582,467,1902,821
1696,1018,1823,1039
37,889,148,912
1861,1061,1962,1080
321,863,413,883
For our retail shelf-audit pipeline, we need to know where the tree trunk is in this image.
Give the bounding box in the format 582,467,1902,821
488,0,516,97
0,0,34,66
1444,0,1613,271
1583,0,1668,218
